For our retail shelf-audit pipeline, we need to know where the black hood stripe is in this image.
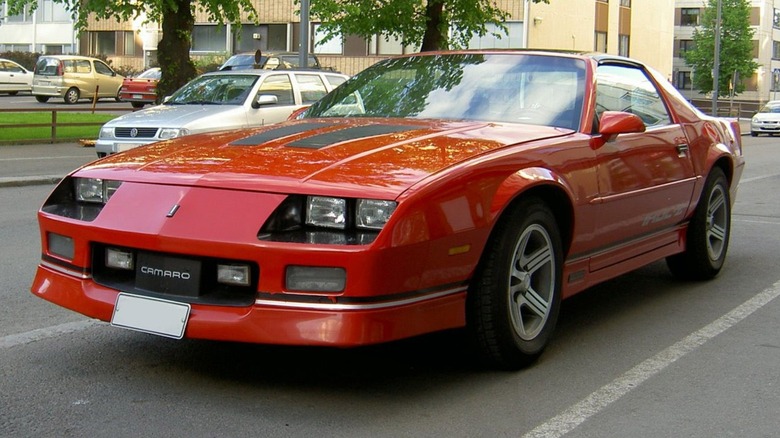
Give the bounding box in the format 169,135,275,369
230,122,331,146
287,125,416,149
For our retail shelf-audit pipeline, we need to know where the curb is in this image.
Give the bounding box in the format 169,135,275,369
0,175,63,188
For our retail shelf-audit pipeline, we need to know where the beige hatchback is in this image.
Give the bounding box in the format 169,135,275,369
32,55,124,104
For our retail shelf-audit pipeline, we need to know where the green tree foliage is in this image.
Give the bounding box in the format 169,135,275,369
5,0,259,98
683,0,757,97
309,0,549,52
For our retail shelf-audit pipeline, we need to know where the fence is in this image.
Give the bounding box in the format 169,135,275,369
0,107,130,145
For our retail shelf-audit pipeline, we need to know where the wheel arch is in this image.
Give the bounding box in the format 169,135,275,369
487,171,575,259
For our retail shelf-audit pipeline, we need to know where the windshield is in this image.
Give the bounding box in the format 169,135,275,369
166,75,259,105
137,68,161,80
759,104,780,114
303,53,586,130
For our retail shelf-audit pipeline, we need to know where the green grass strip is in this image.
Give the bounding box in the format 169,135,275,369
0,112,118,142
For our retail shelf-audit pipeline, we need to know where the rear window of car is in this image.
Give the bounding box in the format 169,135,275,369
34,58,62,76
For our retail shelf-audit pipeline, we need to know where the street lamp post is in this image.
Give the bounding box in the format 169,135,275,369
712,0,722,116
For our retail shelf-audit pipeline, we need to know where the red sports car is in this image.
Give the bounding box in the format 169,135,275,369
118,67,160,108
32,51,744,369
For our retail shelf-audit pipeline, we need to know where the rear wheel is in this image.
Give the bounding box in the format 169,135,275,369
468,198,563,370
35,95,49,103
64,87,80,104
666,167,730,280
131,102,145,109
8,91,18,96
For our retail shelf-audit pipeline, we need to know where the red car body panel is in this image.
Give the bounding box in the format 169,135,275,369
31,51,745,349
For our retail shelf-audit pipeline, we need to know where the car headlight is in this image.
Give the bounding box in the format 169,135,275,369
259,195,398,244
159,128,189,139
306,196,347,229
99,127,114,139
74,177,122,204
356,199,396,230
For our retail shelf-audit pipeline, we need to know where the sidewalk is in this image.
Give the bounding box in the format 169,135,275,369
0,142,97,188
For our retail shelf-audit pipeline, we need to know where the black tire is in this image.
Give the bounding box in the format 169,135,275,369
666,167,730,280
131,101,145,109
750,132,757,137
8,91,18,96
468,198,563,370
35,95,49,103
64,87,80,104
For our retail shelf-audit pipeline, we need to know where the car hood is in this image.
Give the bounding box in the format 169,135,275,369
753,113,780,122
104,104,239,127
80,118,573,199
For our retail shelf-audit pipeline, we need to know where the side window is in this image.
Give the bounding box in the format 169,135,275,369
295,73,328,104
326,74,347,88
595,64,671,128
258,74,294,105
94,61,114,76
75,60,92,74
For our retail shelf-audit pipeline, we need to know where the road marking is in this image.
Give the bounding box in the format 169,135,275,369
522,279,780,438
0,320,100,350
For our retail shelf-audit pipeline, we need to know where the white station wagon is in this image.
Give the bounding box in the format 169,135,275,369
96,69,349,157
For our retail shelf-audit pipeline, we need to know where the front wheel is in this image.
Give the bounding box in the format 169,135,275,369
666,167,731,280
468,198,563,370
64,87,80,104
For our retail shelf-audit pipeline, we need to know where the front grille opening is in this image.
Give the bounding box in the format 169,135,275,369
91,244,259,306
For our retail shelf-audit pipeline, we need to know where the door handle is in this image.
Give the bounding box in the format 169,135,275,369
676,144,689,157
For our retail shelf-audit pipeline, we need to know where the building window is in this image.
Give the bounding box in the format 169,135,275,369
676,39,695,57
620,0,631,6
6,4,33,22
313,24,343,54
36,0,70,22
680,8,700,26
773,41,780,60
90,32,116,55
122,31,137,56
594,32,607,53
467,22,524,49
774,9,780,29
618,35,629,57
676,71,693,90
192,25,227,52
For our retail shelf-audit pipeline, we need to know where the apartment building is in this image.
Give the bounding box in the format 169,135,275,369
2,1,674,79
0,0,76,54
673,0,780,104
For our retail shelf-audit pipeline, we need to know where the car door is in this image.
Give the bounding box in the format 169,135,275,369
93,60,121,97
253,73,301,124
591,62,696,265
0,60,30,92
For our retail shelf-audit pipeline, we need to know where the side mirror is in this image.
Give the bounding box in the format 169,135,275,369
252,94,278,109
599,111,645,139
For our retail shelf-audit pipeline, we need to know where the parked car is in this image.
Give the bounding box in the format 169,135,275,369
0,58,33,95
95,69,348,157
750,100,780,136
32,55,124,104
32,50,744,370
119,67,161,108
219,51,322,71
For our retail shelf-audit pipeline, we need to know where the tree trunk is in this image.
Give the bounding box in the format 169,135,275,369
420,0,446,51
156,0,198,100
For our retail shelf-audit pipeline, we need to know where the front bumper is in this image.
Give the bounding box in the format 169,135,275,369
95,138,156,156
31,264,466,346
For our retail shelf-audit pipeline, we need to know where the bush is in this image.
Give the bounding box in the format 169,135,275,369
0,51,41,70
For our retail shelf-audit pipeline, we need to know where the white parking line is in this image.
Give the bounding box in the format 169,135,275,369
522,279,780,438
0,319,100,350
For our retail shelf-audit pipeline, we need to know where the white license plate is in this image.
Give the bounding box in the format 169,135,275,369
132,94,143,99
111,293,191,339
